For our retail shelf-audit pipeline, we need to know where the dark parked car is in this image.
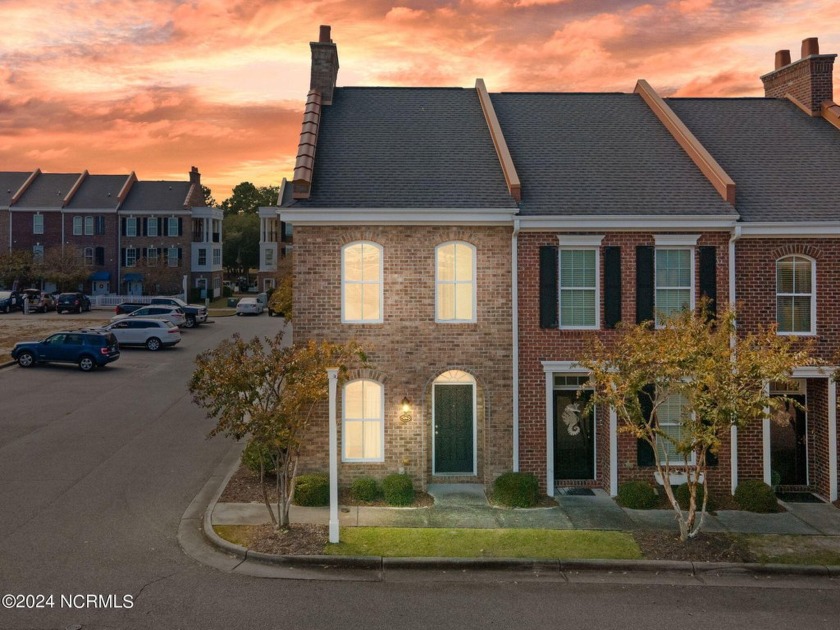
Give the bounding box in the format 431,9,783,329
11,330,120,371
0,290,21,313
56,292,92,314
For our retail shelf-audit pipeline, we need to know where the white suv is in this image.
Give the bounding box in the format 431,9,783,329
102,318,182,351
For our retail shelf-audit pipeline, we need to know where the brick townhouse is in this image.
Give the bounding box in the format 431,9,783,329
277,27,840,502
0,167,224,297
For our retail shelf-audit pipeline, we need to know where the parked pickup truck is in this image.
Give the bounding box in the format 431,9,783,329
115,297,208,328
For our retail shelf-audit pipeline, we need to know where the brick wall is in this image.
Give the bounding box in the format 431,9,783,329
11,210,62,252
762,56,835,114
0,209,9,254
518,231,732,494
807,378,832,498
293,225,513,490
63,213,119,287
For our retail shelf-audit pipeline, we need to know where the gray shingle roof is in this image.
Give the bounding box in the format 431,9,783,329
119,181,192,212
667,98,840,222
288,87,517,209
0,172,32,207
490,93,735,216
13,173,81,208
65,174,129,210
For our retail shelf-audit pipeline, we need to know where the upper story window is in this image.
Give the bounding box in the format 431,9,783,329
73,216,83,236
776,255,815,335
126,217,137,237
213,248,221,266
147,248,158,266
655,247,694,327
147,217,158,237
167,217,179,237
559,248,598,329
342,241,382,323
84,216,94,236
342,379,384,462
83,247,94,266
167,247,179,267
436,242,476,323
125,247,137,267
33,214,44,235
198,248,207,266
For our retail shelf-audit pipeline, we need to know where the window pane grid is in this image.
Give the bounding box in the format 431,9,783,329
656,393,694,464
776,257,813,333
343,243,382,322
655,249,692,325
343,380,383,461
436,242,475,322
559,249,596,327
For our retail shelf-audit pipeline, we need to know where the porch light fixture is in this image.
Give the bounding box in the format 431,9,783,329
399,397,412,424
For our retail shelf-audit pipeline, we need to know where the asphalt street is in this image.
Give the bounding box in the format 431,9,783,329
0,312,838,629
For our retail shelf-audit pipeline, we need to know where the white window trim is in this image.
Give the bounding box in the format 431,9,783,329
84,216,94,236
125,247,137,267
431,370,478,476
167,246,179,268
83,247,94,266
776,255,817,336
167,217,179,237
341,379,385,463
558,246,600,330
435,241,477,324
341,241,384,324
72,216,83,236
147,217,158,237
126,217,137,237
653,234,700,247
558,234,605,248
198,248,207,266
654,246,695,328
33,214,44,235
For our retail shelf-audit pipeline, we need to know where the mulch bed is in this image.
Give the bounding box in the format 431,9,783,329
246,524,329,555
632,530,753,563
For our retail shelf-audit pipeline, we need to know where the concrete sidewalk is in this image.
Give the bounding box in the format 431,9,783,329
211,484,840,537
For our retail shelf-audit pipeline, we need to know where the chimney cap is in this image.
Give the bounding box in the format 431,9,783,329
775,49,791,69
319,25,331,43
802,37,819,58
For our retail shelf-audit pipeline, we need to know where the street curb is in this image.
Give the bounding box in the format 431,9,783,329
191,450,840,580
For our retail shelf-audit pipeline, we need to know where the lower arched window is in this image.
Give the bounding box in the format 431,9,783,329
342,379,384,462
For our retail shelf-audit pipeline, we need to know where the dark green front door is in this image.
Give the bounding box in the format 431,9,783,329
554,390,594,480
434,384,474,474
770,394,807,486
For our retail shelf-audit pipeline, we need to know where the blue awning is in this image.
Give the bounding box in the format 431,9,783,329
89,271,110,281
123,273,143,282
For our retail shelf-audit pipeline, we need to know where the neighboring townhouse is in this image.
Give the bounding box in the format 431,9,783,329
0,167,224,297
276,28,840,502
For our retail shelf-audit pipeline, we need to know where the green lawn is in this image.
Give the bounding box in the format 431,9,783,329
324,527,641,559
741,534,840,565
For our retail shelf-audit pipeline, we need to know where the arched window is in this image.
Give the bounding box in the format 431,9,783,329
342,242,382,323
342,380,384,462
435,242,476,322
776,255,815,334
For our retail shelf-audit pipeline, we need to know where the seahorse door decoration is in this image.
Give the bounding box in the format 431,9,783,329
562,403,582,436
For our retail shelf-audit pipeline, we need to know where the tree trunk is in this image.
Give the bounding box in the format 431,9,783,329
259,458,278,528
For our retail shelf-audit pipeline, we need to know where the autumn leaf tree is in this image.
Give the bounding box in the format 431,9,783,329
189,332,368,530
579,307,811,542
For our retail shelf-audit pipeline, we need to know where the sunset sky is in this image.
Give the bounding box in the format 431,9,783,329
1,0,838,201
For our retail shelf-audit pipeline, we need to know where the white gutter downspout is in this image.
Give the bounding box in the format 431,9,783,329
512,218,520,472
729,224,741,495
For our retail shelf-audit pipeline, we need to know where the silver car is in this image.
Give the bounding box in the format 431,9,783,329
100,318,182,351
236,297,264,316
111,305,187,327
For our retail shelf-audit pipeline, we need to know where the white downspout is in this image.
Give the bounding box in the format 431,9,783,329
512,218,520,472
729,224,741,495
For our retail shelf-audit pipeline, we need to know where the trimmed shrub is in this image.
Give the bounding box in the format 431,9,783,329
493,471,539,508
616,481,658,509
293,473,330,507
241,440,275,475
351,476,381,502
674,483,716,512
734,479,779,513
382,473,414,506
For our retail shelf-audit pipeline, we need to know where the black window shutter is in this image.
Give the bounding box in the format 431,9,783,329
95,247,104,266
637,384,656,467
142,218,147,237
178,218,183,236
604,246,621,329
142,248,147,260
158,218,164,236
539,245,559,329
120,248,126,267
636,246,654,324
121,217,126,236
177,247,182,264
699,246,717,318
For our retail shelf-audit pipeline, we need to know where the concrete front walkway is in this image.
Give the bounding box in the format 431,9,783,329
211,484,840,537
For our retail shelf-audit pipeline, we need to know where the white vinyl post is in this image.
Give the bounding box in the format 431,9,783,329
327,368,339,543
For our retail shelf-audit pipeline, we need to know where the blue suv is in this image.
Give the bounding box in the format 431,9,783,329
12,330,120,371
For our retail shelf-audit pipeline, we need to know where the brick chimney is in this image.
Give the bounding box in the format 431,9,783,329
761,37,836,114
189,165,201,185
310,25,339,105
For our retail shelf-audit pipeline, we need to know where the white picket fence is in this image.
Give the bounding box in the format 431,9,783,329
91,294,183,309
